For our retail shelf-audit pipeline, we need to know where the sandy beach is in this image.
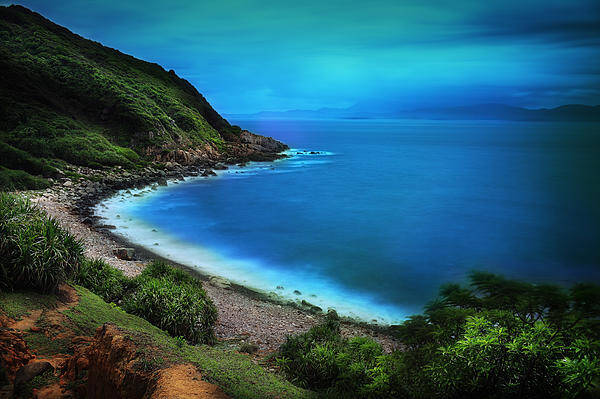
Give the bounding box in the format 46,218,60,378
29,181,399,353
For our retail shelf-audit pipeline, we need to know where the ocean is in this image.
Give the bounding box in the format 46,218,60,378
95,119,600,323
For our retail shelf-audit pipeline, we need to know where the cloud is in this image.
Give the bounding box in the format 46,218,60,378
10,0,600,112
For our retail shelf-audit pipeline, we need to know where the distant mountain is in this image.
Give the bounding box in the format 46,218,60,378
404,104,600,121
229,103,600,121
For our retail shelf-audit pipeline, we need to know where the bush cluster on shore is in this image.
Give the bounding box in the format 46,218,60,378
0,193,83,292
76,258,217,344
277,272,600,398
0,193,217,344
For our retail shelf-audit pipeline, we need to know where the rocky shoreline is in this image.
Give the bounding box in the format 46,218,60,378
26,141,400,354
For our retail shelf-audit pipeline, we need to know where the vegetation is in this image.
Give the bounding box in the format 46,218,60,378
75,258,217,345
0,166,51,190
0,286,313,399
0,5,241,189
0,193,83,293
75,258,134,303
277,272,600,398
123,268,217,344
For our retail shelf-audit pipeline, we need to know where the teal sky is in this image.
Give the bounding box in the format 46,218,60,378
6,0,600,113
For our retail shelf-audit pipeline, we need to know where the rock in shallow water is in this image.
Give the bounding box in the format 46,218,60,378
209,276,231,289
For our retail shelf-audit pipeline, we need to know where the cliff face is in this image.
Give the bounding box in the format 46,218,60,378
0,5,286,186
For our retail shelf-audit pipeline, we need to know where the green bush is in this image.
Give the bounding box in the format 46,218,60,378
0,140,56,176
0,166,50,190
277,273,600,398
138,260,204,290
123,265,217,344
73,259,217,345
0,193,82,292
277,314,386,397
75,258,135,303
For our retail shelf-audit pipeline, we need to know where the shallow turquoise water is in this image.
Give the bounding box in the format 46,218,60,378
97,119,600,323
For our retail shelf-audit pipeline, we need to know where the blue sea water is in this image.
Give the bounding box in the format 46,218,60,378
96,119,600,323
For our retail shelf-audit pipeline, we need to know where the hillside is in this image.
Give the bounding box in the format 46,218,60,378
0,5,286,189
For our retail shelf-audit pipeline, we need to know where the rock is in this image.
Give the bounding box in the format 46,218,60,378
63,180,73,187
113,248,135,260
213,163,228,170
327,308,340,320
293,290,302,295
209,276,231,289
301,300,322,314
201,169,217,177
14,361,54,387
276,286,284,290
157,178,168,186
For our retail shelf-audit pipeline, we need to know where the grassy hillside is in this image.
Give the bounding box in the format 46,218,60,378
0,5,243,188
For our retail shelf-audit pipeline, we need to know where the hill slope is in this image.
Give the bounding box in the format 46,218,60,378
0,5,285,189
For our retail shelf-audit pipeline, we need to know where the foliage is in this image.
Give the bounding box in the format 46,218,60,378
123,266,217,345
0,193,83,292
277,272,600,398
75,258,218,345
0,166,50,190
74,258,135,303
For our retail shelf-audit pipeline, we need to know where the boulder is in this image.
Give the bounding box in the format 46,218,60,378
113,248,135,261
14,361,54,388
209,276,231,289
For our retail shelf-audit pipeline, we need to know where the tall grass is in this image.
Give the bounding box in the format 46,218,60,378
123,274,217,345
75,258,135,303
75,259,218,345
0,193,83,292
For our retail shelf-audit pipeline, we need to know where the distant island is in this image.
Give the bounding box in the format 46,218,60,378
229,103,600,121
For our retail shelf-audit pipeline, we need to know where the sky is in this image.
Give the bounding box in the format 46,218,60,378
5,0,600,113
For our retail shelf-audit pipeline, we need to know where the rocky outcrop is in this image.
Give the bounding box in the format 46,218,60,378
0,317,34,383
225,130,289,162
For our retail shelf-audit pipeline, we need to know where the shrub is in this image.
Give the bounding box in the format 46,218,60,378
74,258,135,303
0,193,82,292
277,313,384,396
0,166,50,190
0,140,56,176
138,260,204,289
277,273,600,398
123,274,217,344
73,259,217,345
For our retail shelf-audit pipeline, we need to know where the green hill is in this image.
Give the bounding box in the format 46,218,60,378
0,5,283,189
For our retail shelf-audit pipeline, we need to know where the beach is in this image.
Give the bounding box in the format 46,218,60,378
28,168,399,353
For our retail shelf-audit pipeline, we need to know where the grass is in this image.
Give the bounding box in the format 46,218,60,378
62,286,314,399
75,258,134,303
75,258,218,345
0,193,83,293
0,166,50,190
0,291,56,320
24,331,73,356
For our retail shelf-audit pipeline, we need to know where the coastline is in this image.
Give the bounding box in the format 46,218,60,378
27,159,400,353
